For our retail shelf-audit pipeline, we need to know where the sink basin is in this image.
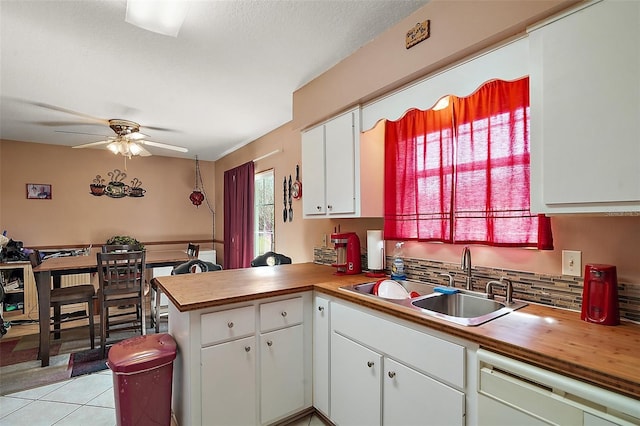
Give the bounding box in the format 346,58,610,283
340,280,527,326
410,292,528,326
340,280,438,299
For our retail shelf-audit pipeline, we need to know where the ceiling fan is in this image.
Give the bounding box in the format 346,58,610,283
72,119,188,158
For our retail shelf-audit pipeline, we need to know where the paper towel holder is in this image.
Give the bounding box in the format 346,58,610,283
365,230,386,278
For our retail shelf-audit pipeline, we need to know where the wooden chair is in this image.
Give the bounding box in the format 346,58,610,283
28,249,95,349
102,244,140,253
96,250,146,357
187,243,200,258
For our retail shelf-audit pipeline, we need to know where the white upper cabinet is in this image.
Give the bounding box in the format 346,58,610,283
301,107,384,218
529,0,640,213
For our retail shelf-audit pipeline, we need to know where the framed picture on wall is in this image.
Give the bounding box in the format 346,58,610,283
26,183,52,199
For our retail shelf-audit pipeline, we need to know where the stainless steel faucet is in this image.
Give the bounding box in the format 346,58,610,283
461,246,472,290
486,277,514,304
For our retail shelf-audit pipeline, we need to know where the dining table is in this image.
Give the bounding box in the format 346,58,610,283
32,248,193,367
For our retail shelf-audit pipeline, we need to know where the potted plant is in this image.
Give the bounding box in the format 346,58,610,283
105,235,144,250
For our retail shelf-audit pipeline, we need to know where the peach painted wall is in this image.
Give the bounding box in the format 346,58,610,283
0,139,216,249
211,0,639,284
292,0,580,130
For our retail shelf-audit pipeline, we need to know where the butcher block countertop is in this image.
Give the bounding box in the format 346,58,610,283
152,262,640,400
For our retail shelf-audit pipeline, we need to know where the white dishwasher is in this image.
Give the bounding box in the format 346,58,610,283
477,349,640,426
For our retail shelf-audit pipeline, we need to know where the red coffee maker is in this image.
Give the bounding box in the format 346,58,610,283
581,264,620,326
331,232,361,275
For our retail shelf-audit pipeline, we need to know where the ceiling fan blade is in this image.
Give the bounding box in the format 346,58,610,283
28,101,109,125
142,125,178,132
72,139,113,149
55,130,111,137
140,140,188,153
138,146,152,157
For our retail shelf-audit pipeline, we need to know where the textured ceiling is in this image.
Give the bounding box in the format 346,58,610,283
0,0,428,161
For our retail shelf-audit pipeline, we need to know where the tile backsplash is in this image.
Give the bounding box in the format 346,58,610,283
314,247,640,323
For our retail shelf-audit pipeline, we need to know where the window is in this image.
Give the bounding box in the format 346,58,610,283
254,169,275,257
384,77,553,249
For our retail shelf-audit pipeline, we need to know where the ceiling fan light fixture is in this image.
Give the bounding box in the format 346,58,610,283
125,0,189,37
129,142,144,156
107,142,120,155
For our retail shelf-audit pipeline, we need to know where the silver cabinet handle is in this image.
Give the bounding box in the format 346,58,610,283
244,346,251,352
318,306,325,312
281,311,287,317
227,321,234,328
388,371,396,378
327,205,333,210
316,206,322,211
267,340,273,347
367,361,374,368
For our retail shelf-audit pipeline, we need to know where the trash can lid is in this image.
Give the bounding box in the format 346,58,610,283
107,333,177,374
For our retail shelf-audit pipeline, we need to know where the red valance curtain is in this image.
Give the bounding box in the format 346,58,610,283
224,161,255,269
384,77,553,249
384,106,455,241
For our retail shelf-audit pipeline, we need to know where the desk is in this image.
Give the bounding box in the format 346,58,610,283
32,249,191,367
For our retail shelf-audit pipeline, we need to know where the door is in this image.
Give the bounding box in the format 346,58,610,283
383,358,465,426
325,110,356,215
301,124,326,216
260,324,305,424
331,332,382,426
201,336,257,425
313,296,330,417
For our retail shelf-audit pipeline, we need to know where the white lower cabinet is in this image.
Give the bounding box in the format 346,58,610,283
260,324,304,424
329,301,466,426
331,333,382,426
169,293,312,426
201,336,257,426
312,295,331,417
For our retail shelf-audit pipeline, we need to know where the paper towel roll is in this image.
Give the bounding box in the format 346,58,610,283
366,230,385,271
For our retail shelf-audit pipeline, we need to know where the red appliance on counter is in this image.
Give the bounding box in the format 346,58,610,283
581,264,620,326
331,232,361,275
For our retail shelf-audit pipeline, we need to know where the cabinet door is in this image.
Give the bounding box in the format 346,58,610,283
325,110,357,215
383,358,465,426
331,332,382,426
529,0,640,213
201,336,257,426
301,124,326,216
260,324,304,424
313,296,330,417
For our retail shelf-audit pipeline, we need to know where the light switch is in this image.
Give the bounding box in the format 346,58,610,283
562,250,582,277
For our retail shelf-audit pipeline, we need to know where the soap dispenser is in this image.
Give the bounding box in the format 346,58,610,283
390,242,406,280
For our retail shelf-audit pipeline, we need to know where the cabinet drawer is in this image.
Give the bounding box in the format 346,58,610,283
260,297,303,332
201,305,255,346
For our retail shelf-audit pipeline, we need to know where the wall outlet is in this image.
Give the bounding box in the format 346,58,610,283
562,250,582,277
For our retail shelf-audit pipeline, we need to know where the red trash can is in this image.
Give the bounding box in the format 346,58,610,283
107,333,177,426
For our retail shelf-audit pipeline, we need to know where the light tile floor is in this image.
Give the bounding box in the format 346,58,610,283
0,368,324,426
0,369,115,426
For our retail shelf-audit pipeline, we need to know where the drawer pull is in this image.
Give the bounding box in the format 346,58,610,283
281,311,287,317
267,340,273,347
367,361,374,368
388,371,396,378
227,321,234,328
244,346,251,352
318,306,325,312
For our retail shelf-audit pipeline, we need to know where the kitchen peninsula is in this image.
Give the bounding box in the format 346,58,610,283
153,263,640,425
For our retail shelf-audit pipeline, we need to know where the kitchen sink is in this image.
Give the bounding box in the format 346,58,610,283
339,280,527,326
340,280,438,299
410,292,527,326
